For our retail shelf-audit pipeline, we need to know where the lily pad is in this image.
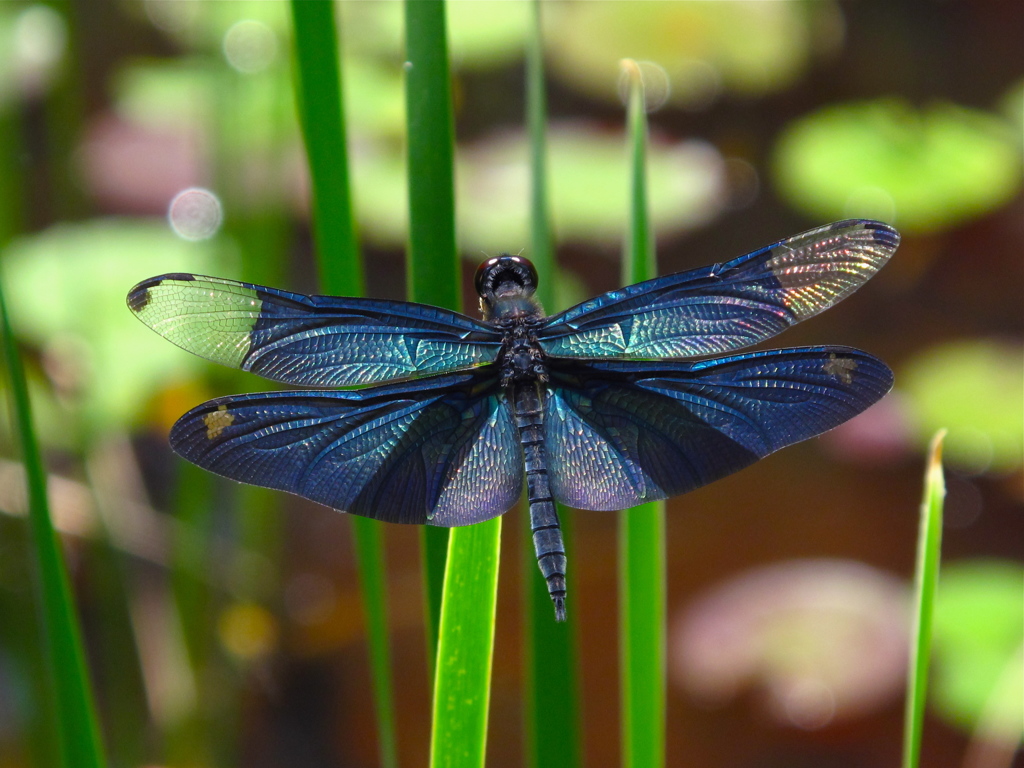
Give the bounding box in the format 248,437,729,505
352,125,725,253
899,340,1024,473
932,560,1024,742
134,0,291,52
671,559,908,728
458,127,726,251
774,100,1022,233
1,219,236,434
338,1,527,70
544,2,841,107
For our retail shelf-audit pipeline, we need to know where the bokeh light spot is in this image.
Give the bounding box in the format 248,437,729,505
723,157,760,209
223,19,277,74
773,677,837,730
218,602,278,661
168,187,223,241
143,0,199,35
617,60,672,112
13,4,67,97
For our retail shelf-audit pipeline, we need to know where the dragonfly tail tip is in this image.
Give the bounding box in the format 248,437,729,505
553,597,566,622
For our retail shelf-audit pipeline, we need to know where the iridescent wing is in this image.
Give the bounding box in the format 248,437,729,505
169,370,521,526
544,347,893,510
538,220,897,360
128,274,502,386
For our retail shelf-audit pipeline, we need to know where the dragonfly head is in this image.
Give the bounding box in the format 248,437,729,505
475,254,542,320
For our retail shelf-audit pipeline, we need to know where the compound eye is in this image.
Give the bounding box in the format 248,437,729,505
475,254,539,298
514,256,539,289
475,257,501,296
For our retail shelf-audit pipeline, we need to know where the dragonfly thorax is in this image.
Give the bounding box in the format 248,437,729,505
499,323,548,388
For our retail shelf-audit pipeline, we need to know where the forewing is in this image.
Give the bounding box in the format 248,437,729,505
169,371,522,526
128,274,502,386
545,348,893,510
539,220,897,360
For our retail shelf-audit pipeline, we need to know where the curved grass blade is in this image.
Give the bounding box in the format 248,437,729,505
0,274,107,768
618,59,666,768
290,4,397,766
403,0,462,669
902,430,947,768
524,2,582,767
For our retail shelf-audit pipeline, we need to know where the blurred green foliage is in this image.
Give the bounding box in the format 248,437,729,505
351,128,725,251
2,221,235,433
774,100,1022,233
543,2,841,107
901,340,1024,473
344,0,529,67
455,129,725,252
1000,78,1024,135
932,560,1023,742
108,4,728,256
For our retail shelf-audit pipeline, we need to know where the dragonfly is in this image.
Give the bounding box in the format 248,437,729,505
128,219,898,621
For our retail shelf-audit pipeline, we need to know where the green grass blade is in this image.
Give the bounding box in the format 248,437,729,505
352,519,398,768
290,5,397,766
618,59,666,768
403,2,501,762
430,517,503,768
527,0,553,285
619,502,666,768
404,0,459,310
621,61,655,286
523,3,582,767
902,430,947,768
0,274,107,768
290,0,361,286
422,525,450,675
404,0,460,664
166,463,218,767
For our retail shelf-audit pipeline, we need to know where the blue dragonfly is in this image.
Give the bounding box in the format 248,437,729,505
128,219,898,621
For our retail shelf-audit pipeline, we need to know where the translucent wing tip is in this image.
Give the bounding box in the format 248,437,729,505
857,219,901,251
827,219,901,257
762,219,901,324
126,273,196,315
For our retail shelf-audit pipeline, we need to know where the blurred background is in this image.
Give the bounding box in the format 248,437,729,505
0,1,1021,767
